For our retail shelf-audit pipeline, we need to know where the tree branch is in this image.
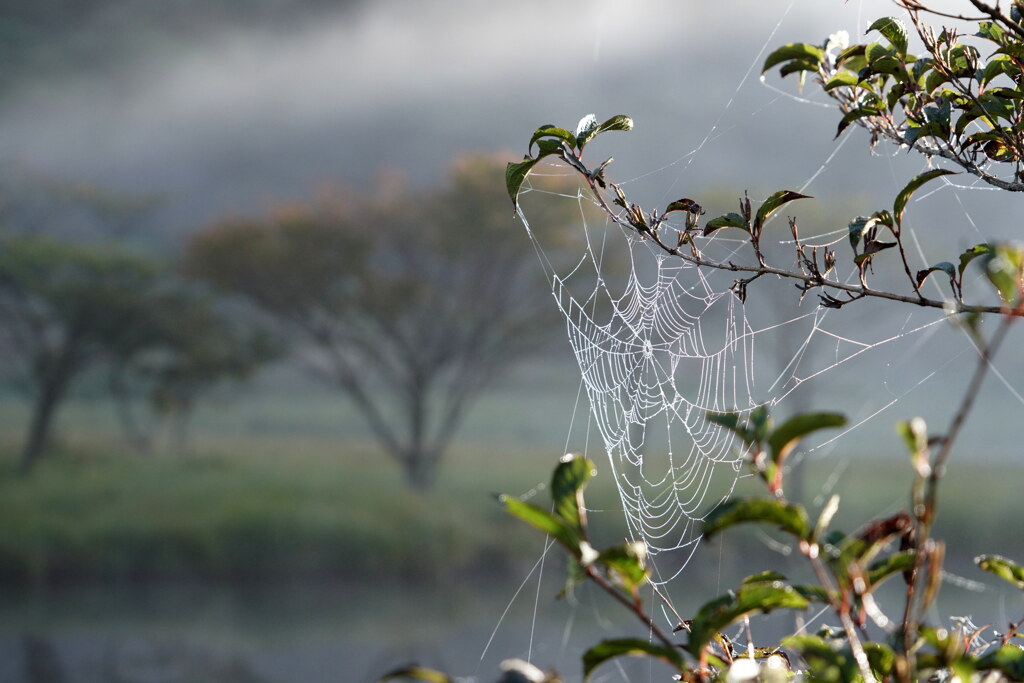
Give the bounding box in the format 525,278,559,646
581,175,1021,317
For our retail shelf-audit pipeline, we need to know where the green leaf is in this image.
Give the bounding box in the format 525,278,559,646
793,584,831,604
893,168,958,229
551,453,596,530
703,213,749,236
576,114,634,151
707,410,756,444
847,216,876,251
868,17,909,56
762,43,824,73
867,54,909,80
582,638,686,680
704,498,810,540
864,642,897,679
595,114,634,135
596,541,649,592
506,156,541,212
948,44,980,74
742,570,788,585
707,411,741,430
871,209,894,229
977,21,1008,46
959,243,994,279
833,513,913,582
664,198,703,216
767,412,846,466
978,644,1024,679
835,106,883,138
378,665,455,683
782,634,859,682
981,54,1016,86
867,550,915,587
977,554,1024,590
688,580,808,655
749,405,771,442
886,81,909,112
836,45,867,69
863,42,892,68
753,190,812,235
782,637,895,681
779,58,821,78
984,244,1024,305
529,125,576,154
823,71,861,91
500,495,581,557
915,261,956,290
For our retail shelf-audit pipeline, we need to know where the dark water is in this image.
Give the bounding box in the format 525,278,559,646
3,569,1021,683
0,578,659,683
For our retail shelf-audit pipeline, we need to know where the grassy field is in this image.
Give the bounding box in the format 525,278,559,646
1,358,1021,588
1,425,1020,588
0,434,604,584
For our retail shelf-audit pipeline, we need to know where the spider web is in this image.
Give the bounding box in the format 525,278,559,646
517,172,958,586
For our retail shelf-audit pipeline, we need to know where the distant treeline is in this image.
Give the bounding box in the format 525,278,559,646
0,155,579,488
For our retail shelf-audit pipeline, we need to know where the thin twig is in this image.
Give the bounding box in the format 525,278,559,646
901,302,1020,667
585,565,679,653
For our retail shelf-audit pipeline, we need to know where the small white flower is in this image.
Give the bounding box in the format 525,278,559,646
825,30,850,55
726,657,761,683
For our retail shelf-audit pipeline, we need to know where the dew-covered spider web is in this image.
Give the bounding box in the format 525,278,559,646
516,174,958,587
508,2,1024,590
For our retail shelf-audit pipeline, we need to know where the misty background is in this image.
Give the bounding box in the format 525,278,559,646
2,1,1023,682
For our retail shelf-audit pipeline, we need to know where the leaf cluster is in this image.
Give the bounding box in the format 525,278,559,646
763,9,1024,191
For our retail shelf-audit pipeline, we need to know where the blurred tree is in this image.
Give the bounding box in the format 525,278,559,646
185,155,576,489
0,236,164,472
0,235,279,470
108,290,282,457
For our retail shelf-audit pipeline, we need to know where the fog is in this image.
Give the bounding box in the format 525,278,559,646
3,0,988,230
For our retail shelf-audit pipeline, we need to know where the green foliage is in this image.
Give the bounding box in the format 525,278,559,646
582,638,685,681
0,234,279,468
708,408,845,496
502,454,647,592
686,576,809,658
0,236,164,470
0,441,556,584
976,554,1024,590
703,498,811,541
506,114,633,211
762,6,1024,187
